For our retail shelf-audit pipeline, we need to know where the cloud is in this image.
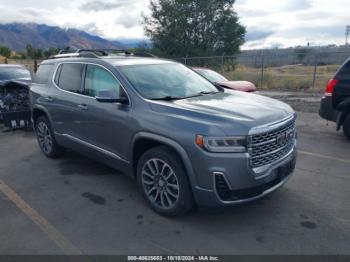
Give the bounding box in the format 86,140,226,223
281,0,313,11
79,22,104,35
245,27,277,41
236,0,349,49
0,5,55,25
0,0,348,49
80,0,130,12
115,13,141,29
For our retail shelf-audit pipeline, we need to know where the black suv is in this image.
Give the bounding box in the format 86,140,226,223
319,58,350,140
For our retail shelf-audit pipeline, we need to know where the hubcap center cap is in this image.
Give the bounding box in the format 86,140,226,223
158,180,165,187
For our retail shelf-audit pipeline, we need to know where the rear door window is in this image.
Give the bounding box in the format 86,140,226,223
35,64,54,84
56,63,84,93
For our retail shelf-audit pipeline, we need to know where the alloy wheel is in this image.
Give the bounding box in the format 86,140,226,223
36,121,53,155
141,158,180,209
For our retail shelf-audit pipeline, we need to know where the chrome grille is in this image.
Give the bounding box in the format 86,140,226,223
248,117,296,169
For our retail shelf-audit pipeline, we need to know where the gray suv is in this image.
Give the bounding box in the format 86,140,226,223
30,50,297,216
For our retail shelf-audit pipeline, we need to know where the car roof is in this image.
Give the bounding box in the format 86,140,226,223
104,57,174,66
0,64,27,68
192,67,214,71
41,56,175,67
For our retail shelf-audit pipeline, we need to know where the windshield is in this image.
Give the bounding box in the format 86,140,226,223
119,63,219,100
195,68,228,83
0,67,31,81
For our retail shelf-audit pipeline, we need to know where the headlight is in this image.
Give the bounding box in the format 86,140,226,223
195,135,247,153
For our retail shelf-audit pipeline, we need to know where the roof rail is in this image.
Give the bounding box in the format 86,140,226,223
77,49,133,56
50,49,158,59
50,49,133,59
133,52,158,58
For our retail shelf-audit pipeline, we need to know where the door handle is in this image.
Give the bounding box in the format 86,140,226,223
44,96,54,102
77,104,88,110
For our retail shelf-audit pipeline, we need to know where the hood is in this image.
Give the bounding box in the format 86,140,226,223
150,90,294,135
218,81,256,92
0,79,31,89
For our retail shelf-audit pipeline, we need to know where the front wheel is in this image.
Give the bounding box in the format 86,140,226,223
137,146,193,217
343,115,350,140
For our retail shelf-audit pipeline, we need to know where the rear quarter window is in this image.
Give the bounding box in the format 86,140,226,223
34,64,55,84
336,59,350,80
55,63,84,94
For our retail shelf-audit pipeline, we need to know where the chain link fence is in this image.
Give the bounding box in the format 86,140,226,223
2,49,350,91
0,57,41,72
174,49,350,91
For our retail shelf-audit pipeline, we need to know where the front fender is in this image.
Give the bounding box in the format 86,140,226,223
131,132,197,188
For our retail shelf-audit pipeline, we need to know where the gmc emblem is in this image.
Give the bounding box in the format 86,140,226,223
276,130,294,146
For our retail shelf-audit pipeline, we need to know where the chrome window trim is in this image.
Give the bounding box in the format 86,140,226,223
51,61,132,106
56,132,130,163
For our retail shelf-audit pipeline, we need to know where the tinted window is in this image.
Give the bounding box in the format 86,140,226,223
84,65,121,98
119,63,218,100
195,69,228,83
0,67,31,81
57,63,84,93
337,60,350,80
35,64,54,84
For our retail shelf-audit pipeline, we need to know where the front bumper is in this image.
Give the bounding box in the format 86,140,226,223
191,145,297,207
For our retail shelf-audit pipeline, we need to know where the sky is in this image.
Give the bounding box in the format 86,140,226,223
0,0,348,49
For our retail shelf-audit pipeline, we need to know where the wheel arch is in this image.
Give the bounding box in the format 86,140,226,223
32,105,52,126
131,132,197,187
336,111,350,130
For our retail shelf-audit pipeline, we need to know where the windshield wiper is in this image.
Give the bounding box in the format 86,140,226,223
150,96,184,101
151,91,220,101
187,91,220,98
199,91,220,95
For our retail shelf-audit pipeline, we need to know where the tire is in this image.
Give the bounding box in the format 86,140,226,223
35,116,65,158
343,115,350,140
137,146,194,217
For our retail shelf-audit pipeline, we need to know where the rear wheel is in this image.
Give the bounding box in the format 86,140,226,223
137,146,193,217
343,115,350,140
35,116,65,158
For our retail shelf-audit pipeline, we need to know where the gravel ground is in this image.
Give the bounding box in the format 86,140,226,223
259,91,323,114
0,109,349,255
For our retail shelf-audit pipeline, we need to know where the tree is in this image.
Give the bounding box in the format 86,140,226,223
25,44,45,59
43,47,60,58
144,0,246,57
0,45,11,58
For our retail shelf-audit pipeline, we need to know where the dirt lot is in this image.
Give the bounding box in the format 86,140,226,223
223,64,337,91
260,91,323,113
0,95,349,255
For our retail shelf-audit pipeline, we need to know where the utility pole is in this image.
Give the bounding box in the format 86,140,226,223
346,25,350,46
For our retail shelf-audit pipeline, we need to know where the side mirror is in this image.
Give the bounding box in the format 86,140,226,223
95,89,129,104
95,96,128,104
214,83,225,92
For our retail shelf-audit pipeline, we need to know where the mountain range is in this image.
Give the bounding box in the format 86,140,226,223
0,23,126,51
